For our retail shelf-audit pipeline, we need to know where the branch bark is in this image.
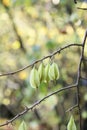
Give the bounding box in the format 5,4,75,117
0,43,82,77
0,83,77,127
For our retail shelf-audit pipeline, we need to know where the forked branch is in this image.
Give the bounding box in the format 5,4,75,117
76,29,87,130
0,84,77,127
0,29,87,128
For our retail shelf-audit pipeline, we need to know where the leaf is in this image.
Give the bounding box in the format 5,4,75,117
2,0,11,7
18,121,27,130
67,115,77,130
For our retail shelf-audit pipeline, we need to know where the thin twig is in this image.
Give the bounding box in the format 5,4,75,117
77,7,87,10
0,43,82,77
83,58,87,61
66,104,78,112
80,77,87,81
76,29,87,130
0,83,77,127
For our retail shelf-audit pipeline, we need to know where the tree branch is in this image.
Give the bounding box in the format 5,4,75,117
0,83,77,127
77,7,87,10
0,30,86,128
66,104,78,112
80,77,87,81
76,29,87,130
0,43,82,77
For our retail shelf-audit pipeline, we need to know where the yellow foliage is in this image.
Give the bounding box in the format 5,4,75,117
57,34,67,43
27,7,39,18
2,0,11,7
12,40,20,50
77,27,85,40
7,58,16,67
40,26,47,35
27,38,35,45
2,98,10,105
0,118,7,125
18,71,28,80
81,2,87,8
48,28,58,38
66,26,74,34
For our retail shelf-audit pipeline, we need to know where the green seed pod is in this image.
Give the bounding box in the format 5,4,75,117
18,121,27,130
49,62,59,80
67,115,77,130
38,63,45,82
44,63,50,83
30,67,40,88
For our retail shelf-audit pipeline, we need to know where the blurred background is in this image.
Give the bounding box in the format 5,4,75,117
0,0,87,130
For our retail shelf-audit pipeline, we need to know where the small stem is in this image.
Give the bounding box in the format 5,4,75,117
77,7,87,10
66,104,78,112
76,29,87,130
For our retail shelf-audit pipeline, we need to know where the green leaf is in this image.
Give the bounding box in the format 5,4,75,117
18,121,27,130
67,115,77,130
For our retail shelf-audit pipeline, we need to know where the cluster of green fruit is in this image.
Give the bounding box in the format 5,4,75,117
30,62,59,88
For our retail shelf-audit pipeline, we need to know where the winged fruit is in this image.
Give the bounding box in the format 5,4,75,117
67,115,77,130
30,67,40,88
38,63,45,82
18,121,27,130
44,63,50,83
49,62,59,80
